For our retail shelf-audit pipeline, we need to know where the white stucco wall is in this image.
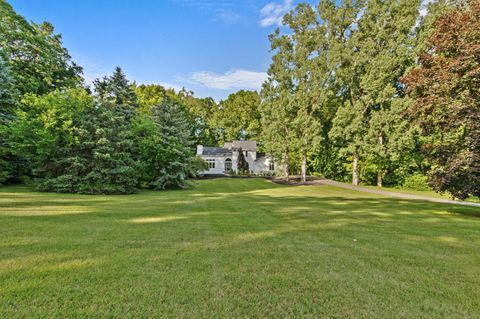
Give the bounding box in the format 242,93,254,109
200,155,229,174
254,156,273,173
199,150,275,175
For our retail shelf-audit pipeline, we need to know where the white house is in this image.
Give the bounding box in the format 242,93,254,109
197,140,275,175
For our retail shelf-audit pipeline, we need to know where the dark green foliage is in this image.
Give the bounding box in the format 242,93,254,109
133,99,196,190
0,56,16,184
94,67,138,107
44,104,138,194
9,89,138,194
236,147,249,175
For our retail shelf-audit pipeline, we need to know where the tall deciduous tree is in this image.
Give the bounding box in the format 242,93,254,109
330,0,421,185
0,1,82,95
284,3,324,182
260,28,297,180
0,55,17,184
176,89,220,146
403,0,480,199
217,90,261,142
134,83,167,114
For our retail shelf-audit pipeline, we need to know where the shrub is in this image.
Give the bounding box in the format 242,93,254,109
402,173,431,191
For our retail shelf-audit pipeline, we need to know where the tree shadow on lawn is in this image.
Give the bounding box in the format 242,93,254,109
2,186,480,317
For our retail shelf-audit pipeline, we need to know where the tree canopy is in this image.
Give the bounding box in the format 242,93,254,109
0,0,478,199
403,0,480,198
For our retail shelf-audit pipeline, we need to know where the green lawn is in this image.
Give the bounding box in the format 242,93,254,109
362,184,480,203
1,178,479,318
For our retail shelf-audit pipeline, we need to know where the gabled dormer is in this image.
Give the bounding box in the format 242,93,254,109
224,140,257,160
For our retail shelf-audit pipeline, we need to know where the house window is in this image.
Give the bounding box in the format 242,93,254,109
206,159,215,169
269,161,275,171
225,158,232,171
245,151,249,157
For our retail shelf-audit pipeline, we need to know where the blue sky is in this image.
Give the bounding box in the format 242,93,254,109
9,0,313,101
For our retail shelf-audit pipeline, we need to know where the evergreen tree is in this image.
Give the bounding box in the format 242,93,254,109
133,99,196,189
94,67,138,113
9,89,138,194
236,147,249,175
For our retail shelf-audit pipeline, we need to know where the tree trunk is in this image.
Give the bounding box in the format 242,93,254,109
377,171,383,187
352,152,359,186
283,150,289,181
377,135,384,187
301,151,307,183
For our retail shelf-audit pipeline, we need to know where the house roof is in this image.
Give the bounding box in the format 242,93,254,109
256,152,266,159
224,140,257,151
202,147,232,156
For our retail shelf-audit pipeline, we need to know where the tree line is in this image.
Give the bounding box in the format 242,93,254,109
0,0,262,194
259,0,479,199
1,0,479,199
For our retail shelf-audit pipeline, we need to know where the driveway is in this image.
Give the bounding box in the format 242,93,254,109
274,177,480,208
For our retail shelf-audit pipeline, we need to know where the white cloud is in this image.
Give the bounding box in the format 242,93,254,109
259,0,293,27
188,69,267,90
172,0,244,25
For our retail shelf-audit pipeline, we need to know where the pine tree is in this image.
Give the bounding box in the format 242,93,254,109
236,147,249,175
133,99,196,189
94,67,138,116
9,89,139,194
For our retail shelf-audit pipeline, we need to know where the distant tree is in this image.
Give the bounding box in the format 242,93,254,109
236,147,249,175
176,89,220,146
94,67,138,111
283,3,325,183
134,84,167,114
403,0,480,199
217,90,261,142
0,1,82,95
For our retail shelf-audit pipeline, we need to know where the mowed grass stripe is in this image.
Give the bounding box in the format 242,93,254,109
0,178,479,318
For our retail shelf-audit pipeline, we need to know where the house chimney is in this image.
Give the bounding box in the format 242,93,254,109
197,145,204,155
